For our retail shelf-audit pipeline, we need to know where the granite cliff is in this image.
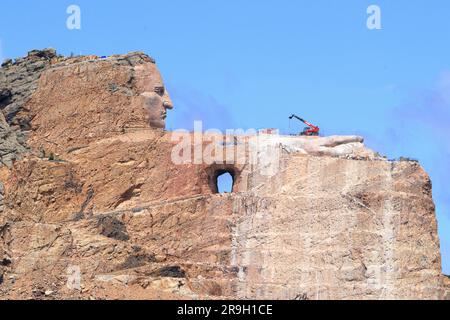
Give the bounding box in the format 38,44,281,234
0,49,449,299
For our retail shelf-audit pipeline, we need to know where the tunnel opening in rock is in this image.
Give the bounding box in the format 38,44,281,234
216,171,234,194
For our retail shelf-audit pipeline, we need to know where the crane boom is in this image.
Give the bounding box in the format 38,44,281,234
289,114,320,136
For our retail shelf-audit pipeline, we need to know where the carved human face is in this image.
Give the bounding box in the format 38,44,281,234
141,86,173,128
134,63,174,129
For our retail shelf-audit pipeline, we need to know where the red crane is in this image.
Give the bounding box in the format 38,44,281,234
289,114,320,136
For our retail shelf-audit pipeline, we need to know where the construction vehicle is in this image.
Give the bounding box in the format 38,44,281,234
289,114,320,136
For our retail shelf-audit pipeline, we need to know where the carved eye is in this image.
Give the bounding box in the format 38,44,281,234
154,86,165,95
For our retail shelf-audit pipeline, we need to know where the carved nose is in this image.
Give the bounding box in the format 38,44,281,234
163,100,173,110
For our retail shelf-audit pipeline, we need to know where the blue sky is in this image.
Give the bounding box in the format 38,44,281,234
1,0,450,274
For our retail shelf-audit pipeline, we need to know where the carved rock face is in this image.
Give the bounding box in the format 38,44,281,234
133,63,173,129
12,52,176,156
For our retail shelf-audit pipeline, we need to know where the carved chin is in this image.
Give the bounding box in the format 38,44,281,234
149,119,165,129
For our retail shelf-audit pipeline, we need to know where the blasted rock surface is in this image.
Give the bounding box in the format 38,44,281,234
0,49,60,166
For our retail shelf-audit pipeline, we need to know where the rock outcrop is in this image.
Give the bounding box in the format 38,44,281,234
0,49,60,166
0,49,448,299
